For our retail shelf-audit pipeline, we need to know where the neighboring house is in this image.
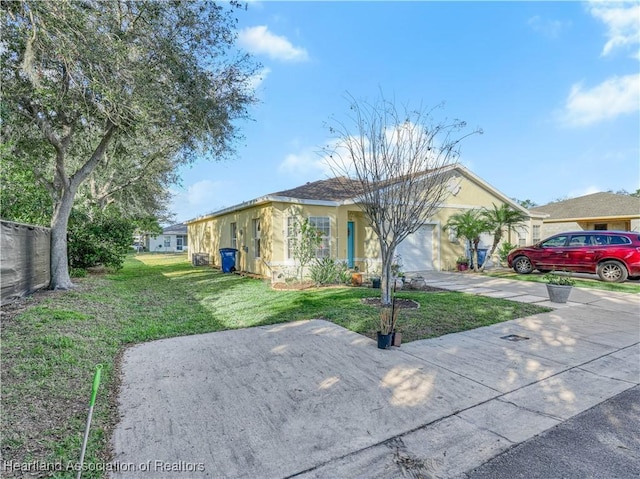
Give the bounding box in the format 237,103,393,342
186,166,537,279
148,223,189,253
528,192,640,240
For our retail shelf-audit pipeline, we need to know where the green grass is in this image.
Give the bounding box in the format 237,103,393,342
484,270,640,293
1,253,551,478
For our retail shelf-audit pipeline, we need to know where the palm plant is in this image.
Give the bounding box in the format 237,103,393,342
443,210,491,272
480,204,528,271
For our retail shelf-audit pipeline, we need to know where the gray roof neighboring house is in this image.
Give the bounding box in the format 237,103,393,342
530,192,640,221
162,223,188,235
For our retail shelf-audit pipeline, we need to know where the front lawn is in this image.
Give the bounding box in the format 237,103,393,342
1,254,550,478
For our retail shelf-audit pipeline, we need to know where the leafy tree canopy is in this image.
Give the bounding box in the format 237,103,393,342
1,0,258,288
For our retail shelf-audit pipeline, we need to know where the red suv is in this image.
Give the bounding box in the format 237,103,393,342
507,231,640,282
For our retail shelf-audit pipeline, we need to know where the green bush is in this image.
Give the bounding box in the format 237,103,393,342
310,258,349,285
498,242,518,264
67,208,135,270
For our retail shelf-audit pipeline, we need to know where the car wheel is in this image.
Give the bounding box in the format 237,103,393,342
513,256,533,274
597,261,628,283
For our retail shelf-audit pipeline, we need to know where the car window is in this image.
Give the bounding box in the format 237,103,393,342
594,235,608,245
568,235,589,246
609,235,631,245
540,235,568,248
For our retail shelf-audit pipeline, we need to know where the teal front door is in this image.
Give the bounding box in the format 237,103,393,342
347,221,354,268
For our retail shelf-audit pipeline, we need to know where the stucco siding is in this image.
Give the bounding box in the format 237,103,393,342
186,167,533,277
433,173,526,269
187,204,274,276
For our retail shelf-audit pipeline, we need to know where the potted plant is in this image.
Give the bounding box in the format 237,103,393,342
377,297,400,349
368,266,381,289
543,271,575,303
456,256,469,271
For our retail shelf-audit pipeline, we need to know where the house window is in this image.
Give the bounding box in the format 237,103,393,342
594,223,607,230
532,225,541,243
309,216,330,258
176,235,186,251
230,223,237,249
518,231,526,246
286,216,296,260
164,236,171,248
252,218,261,258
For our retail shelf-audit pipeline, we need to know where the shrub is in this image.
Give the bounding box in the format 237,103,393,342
498,242,517,264
310,258,349,285
68,208,136,270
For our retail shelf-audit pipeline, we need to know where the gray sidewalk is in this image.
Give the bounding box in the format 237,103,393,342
111,274,640,478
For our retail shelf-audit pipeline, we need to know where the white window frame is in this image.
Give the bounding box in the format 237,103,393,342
286,216,296,260
230,222,237,249
308,216,330,259
252,218,261,258
532,225,541,244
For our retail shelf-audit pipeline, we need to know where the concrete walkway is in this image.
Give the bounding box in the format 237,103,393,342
111,273,639,478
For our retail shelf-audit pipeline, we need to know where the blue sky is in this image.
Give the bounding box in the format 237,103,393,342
169,1,639,223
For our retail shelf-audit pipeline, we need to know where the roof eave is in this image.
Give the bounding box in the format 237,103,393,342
543,214,640,223
185,195,343,224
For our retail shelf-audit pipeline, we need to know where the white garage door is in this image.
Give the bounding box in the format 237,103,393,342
396,225,435,272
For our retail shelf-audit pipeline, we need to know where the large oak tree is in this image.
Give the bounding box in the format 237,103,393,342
1,0,258,288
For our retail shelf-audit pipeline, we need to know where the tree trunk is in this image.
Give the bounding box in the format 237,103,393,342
471,238,481,272
48,123,116,289
379,243,395,305
481,231,502,272
49,188,77,290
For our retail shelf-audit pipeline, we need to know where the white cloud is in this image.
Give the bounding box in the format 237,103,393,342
558,74,640,127
588,1,640,58
247,67,271,91
238,26,309,62
528,15,570,39
278,147,330,178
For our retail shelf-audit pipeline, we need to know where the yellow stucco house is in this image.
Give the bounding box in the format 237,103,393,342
186,165,538,280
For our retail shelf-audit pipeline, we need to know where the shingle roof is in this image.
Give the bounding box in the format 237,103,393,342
162,223,187,234
530,192,640,220
270,177,364,202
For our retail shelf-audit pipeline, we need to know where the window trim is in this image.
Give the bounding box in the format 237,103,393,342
308,216,331,259
230,222,237,249
252,218,261,258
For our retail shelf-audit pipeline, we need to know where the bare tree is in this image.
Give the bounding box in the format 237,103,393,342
324,94,480,304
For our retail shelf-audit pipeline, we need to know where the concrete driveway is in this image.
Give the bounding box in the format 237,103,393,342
111,274,639,478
